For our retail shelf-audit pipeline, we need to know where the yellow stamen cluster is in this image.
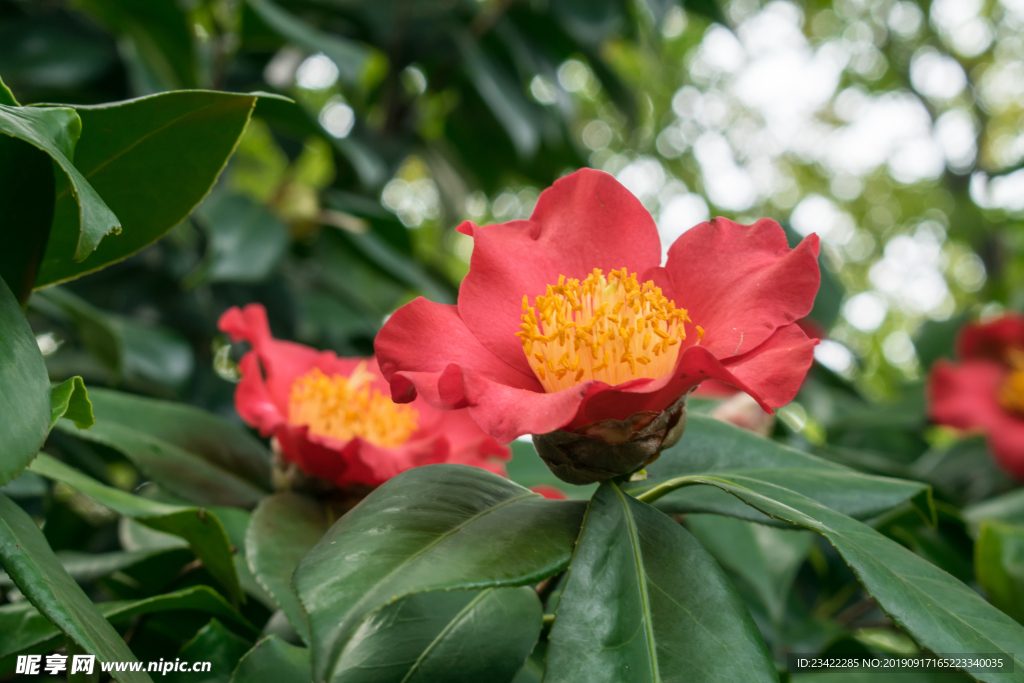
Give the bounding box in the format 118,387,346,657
288,364,418,447
517,267,702,393
999,349,1024,416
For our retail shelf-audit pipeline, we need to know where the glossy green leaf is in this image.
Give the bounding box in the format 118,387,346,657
976,521,1024,624
0,102,121,262
0,493,152,683
0,585,257,670
0,134,54,303
245,0,369,83
49,376,93,429
166,619,253,683
53,387,270,508
638,474,1024,683
35,90,261,287
625,415,934,525
230,636,310,683
295,464,586,683
0,276,50,486
0,547,176,587
686,514,814,627
192,192,289,284
29,453,244,604
546,482,777,683
246,493,329,644
335,587,542,683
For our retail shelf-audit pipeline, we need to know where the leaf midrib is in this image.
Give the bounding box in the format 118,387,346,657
613,482,661,683
398,588,493,683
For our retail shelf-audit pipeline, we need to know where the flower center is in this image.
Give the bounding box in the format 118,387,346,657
288,364,419,446
517,267,701,393
999,349,1024,416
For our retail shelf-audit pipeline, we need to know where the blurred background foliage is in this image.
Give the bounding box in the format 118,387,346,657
5,0,1024,672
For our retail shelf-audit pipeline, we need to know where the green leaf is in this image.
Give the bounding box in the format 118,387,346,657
334,587,542,683
191,192,289,284
686,514,814,627
0,103,121,262
626,415,934,525
245,0,370,84
0,276,50,486
35,90,260,287
230,636,310,683
31,286,123,374
0,585,258,670
29,453,244,605
0,74,16,105
638,474,1024,683
53,387,271,508
50,376,93,429
976,521,1024,625
294,464,586,683
0,135,54,303
453,32,540,159
246,493,329,645
964,488,1024,532
0,547,177,587
545,482,777,683
166,619,253,683
0,493,152,683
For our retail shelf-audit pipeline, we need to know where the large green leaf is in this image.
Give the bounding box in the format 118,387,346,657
638,475,1024,683
246,493,329,645
35,90,264,287
0,102,120,262
545,482,777,683
686,514,814,627
335,587,542,683
294,464,586,683
975,521,1024,625
29,453,244,604
0,134,54,303
0,276,50,486
166,619,253,683
0,585,257,671
230,636,310,683
53,387,270,508
625,415,933,525
0,493,152,683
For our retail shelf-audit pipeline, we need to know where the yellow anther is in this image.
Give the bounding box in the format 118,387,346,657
519,267,693,392
289,365,418,447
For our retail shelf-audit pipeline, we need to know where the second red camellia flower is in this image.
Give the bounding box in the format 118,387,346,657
375,168,821,483
218,304,509,490
928,314,1024,479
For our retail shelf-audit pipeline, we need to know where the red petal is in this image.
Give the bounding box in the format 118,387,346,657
957,315,1024,361
929,359,1024,479
234,353,287,436
457,168,663,374
663,217,820,360
719,323,818,408
531,485,569,500
375,297,540,407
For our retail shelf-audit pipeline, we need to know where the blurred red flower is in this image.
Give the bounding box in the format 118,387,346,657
929,315,1024,478
375,168,820,444
219,304,509,488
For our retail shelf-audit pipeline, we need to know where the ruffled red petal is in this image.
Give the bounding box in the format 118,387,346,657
375,297,540,407
457,168,663,374
929,358,1024,479
957,315,1024,361
662,217,820,360
719,323,818,408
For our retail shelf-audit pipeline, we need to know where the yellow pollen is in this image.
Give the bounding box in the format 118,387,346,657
999,349,1024,416
517,267,694,392
288,364,418,447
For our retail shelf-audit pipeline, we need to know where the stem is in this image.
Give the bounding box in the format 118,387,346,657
633,475,708,504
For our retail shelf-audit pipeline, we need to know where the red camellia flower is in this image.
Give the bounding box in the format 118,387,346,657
218,304,509,488
375,169,820,481
929,314,1024,478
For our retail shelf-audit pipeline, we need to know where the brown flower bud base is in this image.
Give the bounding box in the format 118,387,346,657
532,394,689,485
